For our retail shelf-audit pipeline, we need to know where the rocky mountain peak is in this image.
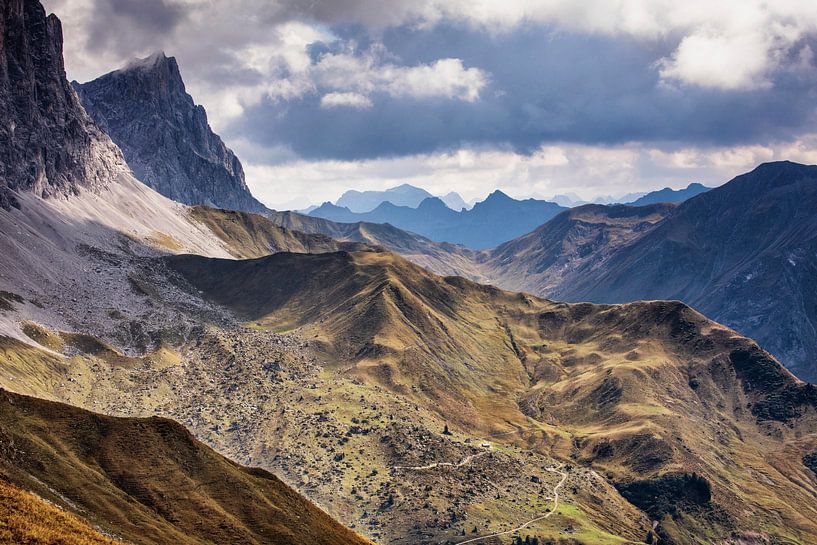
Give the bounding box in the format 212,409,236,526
117,51,186,98
0,0,126,210
75,53,268,213
124,50,171,71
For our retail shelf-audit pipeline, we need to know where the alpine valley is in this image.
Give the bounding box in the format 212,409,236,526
1,2,817,545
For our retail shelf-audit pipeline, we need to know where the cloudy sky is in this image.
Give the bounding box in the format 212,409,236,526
44,0,817,208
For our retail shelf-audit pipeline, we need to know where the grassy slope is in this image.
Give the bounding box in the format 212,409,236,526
190,205,375,258
0,332,650,545
167,250,817,544
0,388,373,545
265,210,486,281
0,479,123,545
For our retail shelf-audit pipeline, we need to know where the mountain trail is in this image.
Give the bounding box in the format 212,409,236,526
453,464,568,545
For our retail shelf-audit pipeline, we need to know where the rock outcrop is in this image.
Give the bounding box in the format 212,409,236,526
75,52,267,213
0,0,124,209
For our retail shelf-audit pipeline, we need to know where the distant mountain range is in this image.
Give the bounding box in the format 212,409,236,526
626,182,711,206
483,162,817,381
3,4,817,544
335,184,471,213
311,190,566,249
336,183,433,212
550,191,647,207
549,183,710,208
314,183,710,249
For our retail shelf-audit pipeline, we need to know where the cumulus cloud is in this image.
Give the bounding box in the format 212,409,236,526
265,0,817,92
243,137,817,209
321,92,373,109
658,32,775,90
47,0,817,92
227,24,817,161
383,58,487,102
41,0,817,205
86,0,186,53
311,50,487,102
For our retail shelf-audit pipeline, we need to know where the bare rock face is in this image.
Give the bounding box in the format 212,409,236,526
75,52,267,213
0,0,125,210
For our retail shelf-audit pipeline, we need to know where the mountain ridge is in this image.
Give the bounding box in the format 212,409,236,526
0,0,126,210
336,184,434,212
75,52,267,213
627,182,711,206
484,161,817,381
0,387,373,545
164,248,817,543
310,192,566,249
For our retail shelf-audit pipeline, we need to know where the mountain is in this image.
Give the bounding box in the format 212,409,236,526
549,192,649,207
485,161,817,382
1,478,122,545
265,209,485,280
189,206,377,258
483,202,676,293
549,193,589,207
0,0,125,210
336,184,433,212
164,249,817,544
4,2,817,544
3,206,817,544
0,388,372,545
75,52,267,213
440,191,468,210
611,191,649,203
310,191,566,249
453,190,566,248
628,182,711,206
311,197,458,233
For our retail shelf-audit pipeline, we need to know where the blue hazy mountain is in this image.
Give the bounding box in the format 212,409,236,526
335,184,434,212
628,182,711,206
310,190,566,249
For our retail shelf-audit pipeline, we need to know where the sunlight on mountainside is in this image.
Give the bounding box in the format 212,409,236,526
3,0,817,544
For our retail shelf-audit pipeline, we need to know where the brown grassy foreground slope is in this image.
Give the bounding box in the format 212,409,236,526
0,479,123,545
0,388,373,545
168,250,817,544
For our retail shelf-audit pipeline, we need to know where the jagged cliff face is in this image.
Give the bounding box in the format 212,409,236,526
0,0,124,209
75,52,267,213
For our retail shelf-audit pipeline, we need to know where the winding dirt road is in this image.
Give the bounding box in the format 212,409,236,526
453,464,568,545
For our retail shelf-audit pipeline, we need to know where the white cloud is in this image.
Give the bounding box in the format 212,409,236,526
46,0,817,114
705,145,775,168
648,148,703,168
384,58,488,102
658,32,775,90
320,92,373,109
244,137,817,209
313,50,488,103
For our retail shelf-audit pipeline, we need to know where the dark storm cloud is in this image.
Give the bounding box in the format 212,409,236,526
85,0,187,55
225,24,817,160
